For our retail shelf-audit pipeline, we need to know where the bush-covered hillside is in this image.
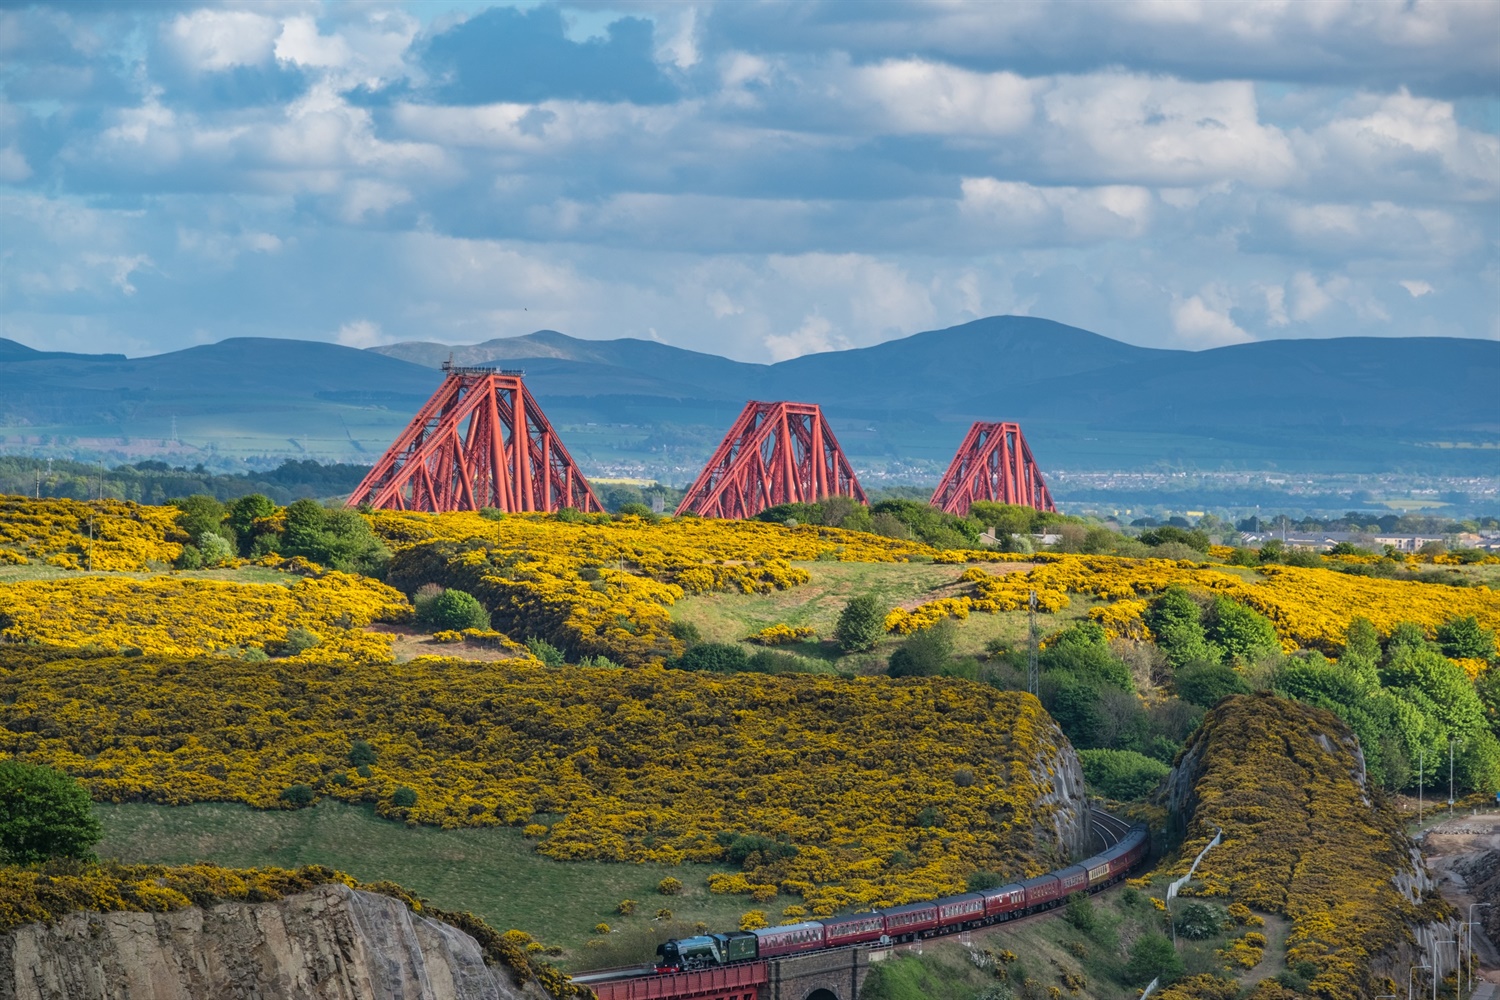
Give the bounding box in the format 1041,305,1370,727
1161,693,1450,999
0,648,1078,916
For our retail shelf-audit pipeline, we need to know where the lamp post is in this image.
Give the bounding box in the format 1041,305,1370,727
1410,959,1434,1000
1420,749,1425,826
1466,902,1491,997
1434,939,1457,1000
1450,736,1462,819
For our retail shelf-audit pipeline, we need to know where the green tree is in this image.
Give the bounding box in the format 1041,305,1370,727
172,494,228,542
1174,901,1224,940
1125,932,1184,986
1340,617,1382,683
1174,662,1250,707
1437,615,1497,661
835,594,885,653
887,621,956,678
1147,586,1219,668
1078,748,1171,800
1040,621,1133,690
227,494,275,553
0,760,103,864
280,501,389,574
1204,595,1279,662
197,531,234,567
417,589,491,632
1138,525,1211,552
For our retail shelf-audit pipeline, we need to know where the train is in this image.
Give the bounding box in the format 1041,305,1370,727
655,821,1148,973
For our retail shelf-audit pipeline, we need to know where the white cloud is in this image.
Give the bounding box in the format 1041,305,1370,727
1038,74,1297,186
846,59,1033,135
335,319,386,348
1171,288,1253,347
166,10,278,71
764,313,847,361
960,178,1153,243
1400,279,1434,298
275,16,352,71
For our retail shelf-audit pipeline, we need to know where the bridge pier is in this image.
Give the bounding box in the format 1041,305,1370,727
763,947,875,1000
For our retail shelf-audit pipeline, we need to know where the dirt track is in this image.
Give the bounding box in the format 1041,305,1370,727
1421,812,1500,982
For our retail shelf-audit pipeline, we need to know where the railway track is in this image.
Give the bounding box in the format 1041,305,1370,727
573,806,1143,987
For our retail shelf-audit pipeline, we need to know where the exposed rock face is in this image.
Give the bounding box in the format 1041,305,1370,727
1032,740,1091,861
0,883,545,1000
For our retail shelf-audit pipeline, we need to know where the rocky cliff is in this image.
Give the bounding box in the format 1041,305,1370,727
0,882,549,1000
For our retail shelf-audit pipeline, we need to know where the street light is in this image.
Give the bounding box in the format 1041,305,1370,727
1410,963,1430,1000
1466,903,1491,997
1433,939,1457,1000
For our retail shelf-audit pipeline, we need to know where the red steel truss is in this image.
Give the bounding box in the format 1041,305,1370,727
676,401,865,518
930,421,1055,515
346,364,603,514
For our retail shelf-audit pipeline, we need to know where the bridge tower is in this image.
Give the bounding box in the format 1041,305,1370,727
929,421,1054,516
347,363,603,514
676,401,865,519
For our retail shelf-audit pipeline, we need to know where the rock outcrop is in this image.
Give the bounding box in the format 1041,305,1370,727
0,882,546,1000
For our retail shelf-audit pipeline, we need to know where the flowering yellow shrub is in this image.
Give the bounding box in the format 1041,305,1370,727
1087,599,1152,641
885,597,973,634
0,573,410,661
0,495,183,570
1163,693,1446,999
373,512,933,665
748,623,818,645
0,648,1076,916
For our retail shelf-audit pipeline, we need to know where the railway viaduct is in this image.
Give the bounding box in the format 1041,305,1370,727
586,946,876,1000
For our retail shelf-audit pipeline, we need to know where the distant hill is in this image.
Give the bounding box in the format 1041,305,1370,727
0,319,1495,482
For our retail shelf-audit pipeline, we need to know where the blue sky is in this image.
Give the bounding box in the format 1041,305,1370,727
1,0,1496,361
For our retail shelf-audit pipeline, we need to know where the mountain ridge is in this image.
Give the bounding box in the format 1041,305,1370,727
0,318,1494,477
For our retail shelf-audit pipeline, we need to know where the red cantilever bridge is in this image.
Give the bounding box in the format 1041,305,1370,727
571,810,1139,1000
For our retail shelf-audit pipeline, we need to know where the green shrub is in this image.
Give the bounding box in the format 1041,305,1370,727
416,589,491,632
391,786,418,808
349,740,378,767
1079,748,1171,800
525,636,566,667
1124,932,1183,985
835,595,885,653
1173,900,1223,940
888,620,956,678
197,531,235,567
279,627,322,657
671,642,750,673
279,784,315,808
966,870,1004,891
1063,892,1096,931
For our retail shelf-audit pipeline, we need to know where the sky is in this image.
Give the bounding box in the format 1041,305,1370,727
0,1,1496,363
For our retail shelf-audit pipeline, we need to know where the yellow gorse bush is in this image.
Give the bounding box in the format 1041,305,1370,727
0,573,410,661
0,495,183,570
748,623,817,645
371,511,931,665
1164,693,1444,1000
0,649,1075,917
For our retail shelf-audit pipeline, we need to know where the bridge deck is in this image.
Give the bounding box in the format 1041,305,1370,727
591,962,768,1000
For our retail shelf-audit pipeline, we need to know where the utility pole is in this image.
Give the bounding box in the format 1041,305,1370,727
1027,590,1039,697
1450,737,1460,819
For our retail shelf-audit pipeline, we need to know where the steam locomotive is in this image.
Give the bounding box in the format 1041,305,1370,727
656,821,1148,973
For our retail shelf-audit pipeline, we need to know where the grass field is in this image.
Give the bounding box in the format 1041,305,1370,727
670,560,1098,671
95,801,749,967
